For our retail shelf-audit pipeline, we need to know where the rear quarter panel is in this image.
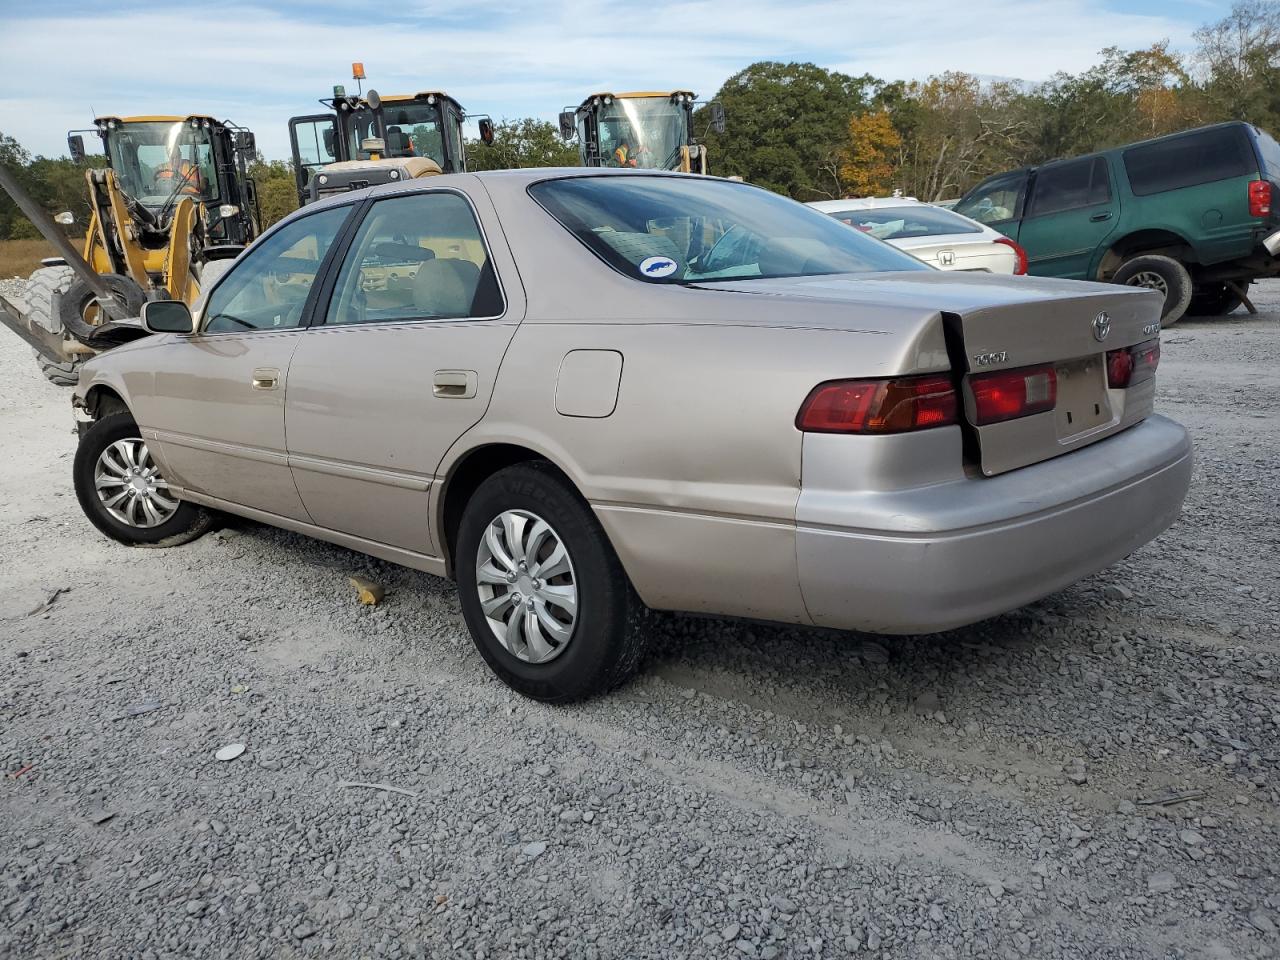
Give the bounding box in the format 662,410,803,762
1109,159,1261,270
443,259,951,624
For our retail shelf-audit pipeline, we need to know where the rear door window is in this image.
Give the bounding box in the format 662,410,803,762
1255,128,1280,182
323,191,504,325
1027,157,1111,217
1123,126,1257,196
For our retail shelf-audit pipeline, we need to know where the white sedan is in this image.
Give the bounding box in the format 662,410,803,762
808,197,1027,275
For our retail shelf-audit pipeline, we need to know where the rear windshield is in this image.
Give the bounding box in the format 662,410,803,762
528,176,928,283
820,204,983,240
1256,128,1280,182
1123,126,1257,196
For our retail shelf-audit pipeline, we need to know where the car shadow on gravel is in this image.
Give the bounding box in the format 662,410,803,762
209,513,1110,724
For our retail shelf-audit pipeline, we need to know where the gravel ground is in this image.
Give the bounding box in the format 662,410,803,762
1,279,1277,960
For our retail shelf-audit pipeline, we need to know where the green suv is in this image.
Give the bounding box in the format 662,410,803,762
954,122,1280,324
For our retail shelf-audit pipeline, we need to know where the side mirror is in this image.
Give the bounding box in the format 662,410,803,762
236,130,256,155
478,117,495,145
141,300,194,334
366,89,382,111
709,102,726,135
558,111,576,141
67,134,86,164
322,127,336,157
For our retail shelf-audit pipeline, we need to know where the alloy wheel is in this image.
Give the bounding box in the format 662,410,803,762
94,438,179,528
1126,270,1169,297
475,509,578,664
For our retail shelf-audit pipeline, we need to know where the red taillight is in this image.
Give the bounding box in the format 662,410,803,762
994,236,1028,275
969,364,1057,425
796,375,958,434
1249,180,1272,218
1107,338,1160,388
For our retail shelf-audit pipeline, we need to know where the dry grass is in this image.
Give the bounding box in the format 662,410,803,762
0,239,59,280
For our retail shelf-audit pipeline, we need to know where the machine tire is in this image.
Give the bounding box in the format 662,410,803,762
73,413,213,547
59,274,146,346
1188,281,1247,317
23,265,76,334
455,462,650,703
1111,255,1193,326
35,353,84,387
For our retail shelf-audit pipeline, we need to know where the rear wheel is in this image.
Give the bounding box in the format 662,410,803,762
1112,255,1193,326
455,462,649,702
73,413,213,547
1188,281,1247,317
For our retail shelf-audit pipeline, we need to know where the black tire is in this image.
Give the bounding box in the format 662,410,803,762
1188,281,1247,317
73,413,213,547
59,274,146,346
1111,255,1193,326
455,462,649,703
35,352,84,386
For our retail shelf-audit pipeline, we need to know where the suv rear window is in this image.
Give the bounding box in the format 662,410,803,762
1123,126,1257,196
1255,128,1280,182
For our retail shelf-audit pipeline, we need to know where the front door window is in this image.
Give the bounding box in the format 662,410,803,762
202,206,351,333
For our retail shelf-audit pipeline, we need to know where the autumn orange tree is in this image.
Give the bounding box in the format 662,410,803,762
838,111,901,196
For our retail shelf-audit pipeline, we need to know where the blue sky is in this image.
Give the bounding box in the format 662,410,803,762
0,0,1233,161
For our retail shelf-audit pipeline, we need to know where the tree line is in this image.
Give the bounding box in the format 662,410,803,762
1,0,1276,241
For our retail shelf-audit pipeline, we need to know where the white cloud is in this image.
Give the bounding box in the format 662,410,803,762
0,0,1202,159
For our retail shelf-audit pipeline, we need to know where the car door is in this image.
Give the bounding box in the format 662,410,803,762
284,185,522,554
289,114,340,205
144,204,354,520
1013,156,1119,279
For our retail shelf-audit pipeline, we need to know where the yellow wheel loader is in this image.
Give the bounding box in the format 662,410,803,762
558,91,725,174
0,114,261,384
288,80,493,205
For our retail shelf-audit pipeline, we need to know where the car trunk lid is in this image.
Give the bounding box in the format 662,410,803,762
692,271,1164,475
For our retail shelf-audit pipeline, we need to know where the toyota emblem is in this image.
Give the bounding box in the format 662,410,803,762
1092,311,1112,342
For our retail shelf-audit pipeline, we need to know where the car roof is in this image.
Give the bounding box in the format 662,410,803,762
269,167,747,235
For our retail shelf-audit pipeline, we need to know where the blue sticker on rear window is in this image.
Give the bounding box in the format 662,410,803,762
638,256,678,278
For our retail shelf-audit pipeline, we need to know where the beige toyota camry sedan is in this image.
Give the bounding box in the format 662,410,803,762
71,169,1192,702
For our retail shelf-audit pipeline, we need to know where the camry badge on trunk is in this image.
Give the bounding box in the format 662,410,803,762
1092,312,1112,342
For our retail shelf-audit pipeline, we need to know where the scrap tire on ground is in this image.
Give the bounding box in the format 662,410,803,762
1188,281,1247,317
1111,255,1193,326
455,461,650,704
59,273,146,346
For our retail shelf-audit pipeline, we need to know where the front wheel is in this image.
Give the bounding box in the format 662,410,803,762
455,462,649,703
73,413,213,546
1111,255,1193,326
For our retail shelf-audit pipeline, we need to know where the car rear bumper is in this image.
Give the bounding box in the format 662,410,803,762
795,415,1192,634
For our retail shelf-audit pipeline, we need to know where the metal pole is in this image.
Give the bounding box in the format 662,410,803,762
0,162,128,322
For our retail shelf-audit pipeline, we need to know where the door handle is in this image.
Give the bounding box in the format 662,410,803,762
1090,211,1113,222
251,367,280,391
433,369,478,399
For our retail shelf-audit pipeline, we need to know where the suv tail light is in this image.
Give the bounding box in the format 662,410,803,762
993,236,1029,275
796,375,958,434
1107,338,1160,388
969,364,1057,425
1249,180,1272,218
